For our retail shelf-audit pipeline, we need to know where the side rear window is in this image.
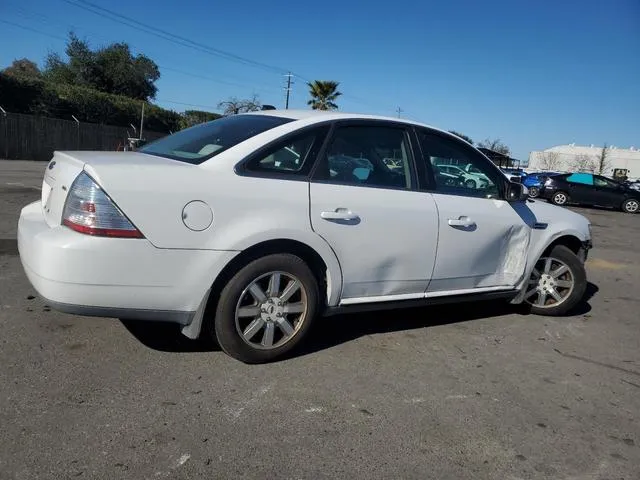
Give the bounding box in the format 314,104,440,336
139,114,294,164
243,126,329,176
566,173,593,185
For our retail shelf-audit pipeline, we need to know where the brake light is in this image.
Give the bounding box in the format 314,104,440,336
62,172,144,238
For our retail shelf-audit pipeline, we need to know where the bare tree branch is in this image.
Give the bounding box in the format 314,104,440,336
217,94,262,115
538,151,561,170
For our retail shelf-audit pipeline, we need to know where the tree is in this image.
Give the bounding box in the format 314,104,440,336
448,130,473,144
217,94,262,115
537,151,561,171
2,58,41,79
595,143,611,175
43,32,160,100
307,80,341,110
179,110,222,129
570,154,595,173
477,138,510,156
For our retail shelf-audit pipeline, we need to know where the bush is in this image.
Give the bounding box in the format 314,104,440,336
0,73,181,132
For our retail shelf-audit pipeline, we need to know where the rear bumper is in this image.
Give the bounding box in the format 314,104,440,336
18,201,237,323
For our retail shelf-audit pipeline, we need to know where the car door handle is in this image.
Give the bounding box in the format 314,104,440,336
320,208,360,221
448,216,476,227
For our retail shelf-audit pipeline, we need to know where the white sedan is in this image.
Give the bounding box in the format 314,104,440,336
18,110,593,363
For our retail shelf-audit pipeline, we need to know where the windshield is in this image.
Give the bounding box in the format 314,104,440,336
139,114,294,164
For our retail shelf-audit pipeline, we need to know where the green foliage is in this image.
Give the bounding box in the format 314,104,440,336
448,130,473,145
179,110,222,129
2,58,42,79
307,80,341,110
0,73,181,132
43,32,160,100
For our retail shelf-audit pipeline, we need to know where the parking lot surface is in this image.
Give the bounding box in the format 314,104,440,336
1,160,639,479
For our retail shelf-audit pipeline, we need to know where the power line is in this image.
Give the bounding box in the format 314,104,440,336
156,99,221,111
0,19,66,41
62,0,288,74
158,65,281,94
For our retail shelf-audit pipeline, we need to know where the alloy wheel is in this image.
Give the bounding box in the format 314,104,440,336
528,186,540,198
624,200,639,213
524,257,574,309
553,192,567,205
234,271,308,350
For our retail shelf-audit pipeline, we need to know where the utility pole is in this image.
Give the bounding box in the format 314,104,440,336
396,107,403,118
139,102,145,141
71,115,80,149
0,106,7,159
284,72,293,109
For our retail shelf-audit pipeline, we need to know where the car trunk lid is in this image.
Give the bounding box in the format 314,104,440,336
42,152,86,227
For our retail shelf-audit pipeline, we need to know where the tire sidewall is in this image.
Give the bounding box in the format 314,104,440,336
212,254,319,363
528,245,587,316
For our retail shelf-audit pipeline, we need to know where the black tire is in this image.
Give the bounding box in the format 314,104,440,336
550,191,569,206
465,179,477,189
212,253,319,364
527,245,587,316
621,198,639,214
528,186,540,198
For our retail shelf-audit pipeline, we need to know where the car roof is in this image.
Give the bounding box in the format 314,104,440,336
241,109,461,140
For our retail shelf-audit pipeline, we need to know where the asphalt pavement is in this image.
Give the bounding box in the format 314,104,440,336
1,160,639,479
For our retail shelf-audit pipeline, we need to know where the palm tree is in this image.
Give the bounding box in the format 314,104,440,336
307,80,342,110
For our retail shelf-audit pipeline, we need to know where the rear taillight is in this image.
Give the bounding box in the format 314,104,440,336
62,172,144,238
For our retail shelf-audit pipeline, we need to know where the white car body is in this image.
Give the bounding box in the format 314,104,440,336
18,110,592,343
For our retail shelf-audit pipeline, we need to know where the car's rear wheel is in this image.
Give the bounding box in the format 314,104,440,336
622,198,639,214
524,245,586,316
528,186,540,198
212,254,319,363
465,179,477,189
551,191,569,206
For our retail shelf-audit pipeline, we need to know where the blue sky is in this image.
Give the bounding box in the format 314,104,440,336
1,0,638,161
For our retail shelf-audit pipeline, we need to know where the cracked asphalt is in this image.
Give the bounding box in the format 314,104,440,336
1,160,639,479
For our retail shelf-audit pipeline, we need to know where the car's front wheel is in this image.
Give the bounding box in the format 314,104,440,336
212,254,319,363
523,245,587,316
465,179,477,189
622,198,639,214
528,186,540,198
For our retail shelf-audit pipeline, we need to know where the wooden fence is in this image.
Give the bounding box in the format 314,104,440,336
0,112,167,161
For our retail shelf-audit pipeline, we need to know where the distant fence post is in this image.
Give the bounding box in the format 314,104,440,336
71,115,80,149
0,106,7,159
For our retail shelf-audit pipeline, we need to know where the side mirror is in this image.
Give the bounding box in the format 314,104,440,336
506,182,529,202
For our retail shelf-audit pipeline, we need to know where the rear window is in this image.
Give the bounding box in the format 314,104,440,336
139,114,294,164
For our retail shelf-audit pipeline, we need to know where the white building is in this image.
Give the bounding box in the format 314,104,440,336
528,144,640,180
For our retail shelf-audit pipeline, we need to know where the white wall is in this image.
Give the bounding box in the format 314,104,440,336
528,145,640,179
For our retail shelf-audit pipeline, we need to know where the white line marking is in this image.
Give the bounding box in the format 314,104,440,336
223,384,273,421
305,406,325,413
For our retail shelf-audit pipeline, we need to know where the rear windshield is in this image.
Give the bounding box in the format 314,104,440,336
139,114,294,164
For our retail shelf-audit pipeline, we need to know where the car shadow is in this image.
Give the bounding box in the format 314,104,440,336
120,282,599,356
294,283,598,359
120,320,220,353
